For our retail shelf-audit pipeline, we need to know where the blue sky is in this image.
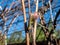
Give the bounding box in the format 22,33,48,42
0,0,60,38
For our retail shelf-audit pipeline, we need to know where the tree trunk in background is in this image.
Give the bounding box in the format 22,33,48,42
32,20,37,45
26,33,30,45
32,0,38,45
59,40,60,45
22,0,30,45
4,33,7,45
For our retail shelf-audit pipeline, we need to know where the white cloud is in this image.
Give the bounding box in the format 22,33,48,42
0,6,2,10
